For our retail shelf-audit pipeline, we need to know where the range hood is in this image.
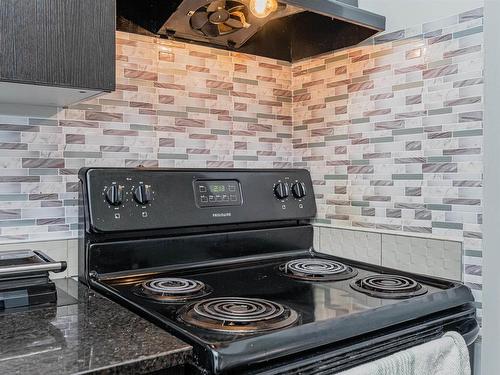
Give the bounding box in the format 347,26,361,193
117,0,386,62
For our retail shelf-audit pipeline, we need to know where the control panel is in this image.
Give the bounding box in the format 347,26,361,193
194,180,242,207
80,168,316,232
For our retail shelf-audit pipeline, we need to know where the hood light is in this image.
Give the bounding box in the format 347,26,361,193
249,0,278,18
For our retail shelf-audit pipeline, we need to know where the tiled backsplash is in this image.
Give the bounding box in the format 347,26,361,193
293,7,483,239
292,8,483,310
0,31,293,242
0,9,483,309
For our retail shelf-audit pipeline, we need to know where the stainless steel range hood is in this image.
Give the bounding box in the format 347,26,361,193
117,0,386,62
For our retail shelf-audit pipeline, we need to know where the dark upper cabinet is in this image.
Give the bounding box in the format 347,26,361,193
0,0,116,107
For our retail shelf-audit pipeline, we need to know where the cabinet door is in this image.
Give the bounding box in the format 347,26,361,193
0,0,115,91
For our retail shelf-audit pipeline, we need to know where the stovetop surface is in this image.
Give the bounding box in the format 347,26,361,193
103,253,458,345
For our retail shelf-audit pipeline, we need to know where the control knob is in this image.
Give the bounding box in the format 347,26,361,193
274,182,289,200
292,182,307,199
105,185,123,206
133,184,152,205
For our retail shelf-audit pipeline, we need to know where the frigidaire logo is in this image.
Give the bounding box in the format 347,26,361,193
213,212,231,217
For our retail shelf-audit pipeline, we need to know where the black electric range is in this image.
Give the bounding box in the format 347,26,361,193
78,168,479,374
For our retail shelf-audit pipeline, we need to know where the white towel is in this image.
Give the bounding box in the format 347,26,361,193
337,331,471,375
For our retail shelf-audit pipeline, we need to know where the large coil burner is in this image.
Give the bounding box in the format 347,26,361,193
179,297,299,333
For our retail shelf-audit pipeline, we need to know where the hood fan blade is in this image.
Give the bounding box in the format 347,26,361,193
218,23,233,33
224,17,244,29
201,22,220,37
207,0,226,13
227,5,245,13
230,11,249,28
209,9,230,24
190,11,209,30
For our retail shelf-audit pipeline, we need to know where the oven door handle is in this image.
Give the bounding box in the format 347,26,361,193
453,317,480,345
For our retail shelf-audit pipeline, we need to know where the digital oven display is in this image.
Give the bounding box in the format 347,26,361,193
208,184,226,193
194,180,242,207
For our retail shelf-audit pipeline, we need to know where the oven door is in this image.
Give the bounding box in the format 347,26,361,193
240,305,479,375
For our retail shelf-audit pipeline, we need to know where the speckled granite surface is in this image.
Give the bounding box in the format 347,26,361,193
0,278,191,375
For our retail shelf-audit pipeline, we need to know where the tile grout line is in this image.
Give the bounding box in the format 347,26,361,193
380,234,383,266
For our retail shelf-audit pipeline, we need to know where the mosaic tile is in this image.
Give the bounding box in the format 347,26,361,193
392,81,424,91
0,30,297,241
459,8,483,23
374,29,406,44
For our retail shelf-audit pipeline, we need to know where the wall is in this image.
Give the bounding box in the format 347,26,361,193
481,0,499,372
359,0,484,32
0,32,292,242
292,7,484,312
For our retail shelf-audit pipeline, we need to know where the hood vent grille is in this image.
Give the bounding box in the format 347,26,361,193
158,0,304,50
117,0,386,62
189,1,249,39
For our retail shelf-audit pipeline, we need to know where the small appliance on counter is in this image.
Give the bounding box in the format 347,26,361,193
78,168,479,374
0,250,67,310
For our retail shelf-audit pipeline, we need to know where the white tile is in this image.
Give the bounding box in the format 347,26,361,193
381,234,462,281
67,239,79,277
318,227,382,265
313,226,320,250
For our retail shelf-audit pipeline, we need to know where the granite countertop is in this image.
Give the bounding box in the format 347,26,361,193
0,278,192,375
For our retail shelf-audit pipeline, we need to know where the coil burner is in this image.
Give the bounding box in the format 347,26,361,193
280,258,358,281
179,297,299,333
133,277,211,302
351,275,428,299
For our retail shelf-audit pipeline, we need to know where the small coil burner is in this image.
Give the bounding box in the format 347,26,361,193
351,275,428,299
279,258,358,281
179,297,299,333
133,277,211,303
